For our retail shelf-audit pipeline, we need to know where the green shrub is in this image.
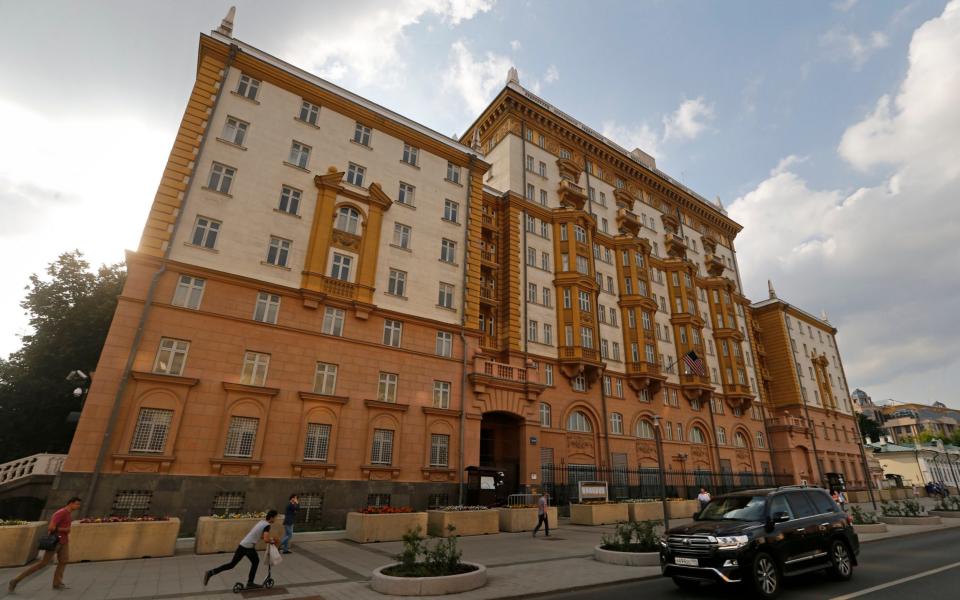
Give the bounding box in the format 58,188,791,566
851,505,878,524
384,525,475,578
601,520,661,552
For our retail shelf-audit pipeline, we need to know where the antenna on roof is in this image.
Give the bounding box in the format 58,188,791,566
506,66,519,85
217,6,236,37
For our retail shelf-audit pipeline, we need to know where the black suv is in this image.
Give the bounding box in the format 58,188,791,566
660,486,859,598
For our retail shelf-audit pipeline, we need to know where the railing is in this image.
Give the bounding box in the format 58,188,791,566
679,372,711,386
480,286,497,301
0,454,67,487
481,251,497,263
322,276,358,300
560,346,598,361
723,383,753,397
482,214,496,227
476,358,528,384
480,335,499,350
626,361,661,376
766,416,808,429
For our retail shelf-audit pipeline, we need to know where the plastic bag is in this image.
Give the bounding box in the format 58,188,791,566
268,544,283,566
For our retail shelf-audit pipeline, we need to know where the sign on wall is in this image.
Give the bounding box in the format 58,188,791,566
578,481,609,502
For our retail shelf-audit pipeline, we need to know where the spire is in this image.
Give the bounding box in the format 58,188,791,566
767,279,777,299
217,6,236,36
821,309,830,323
506,66,519,85
471,128,481,152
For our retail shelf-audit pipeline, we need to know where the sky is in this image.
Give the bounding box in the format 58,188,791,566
1,0,958,409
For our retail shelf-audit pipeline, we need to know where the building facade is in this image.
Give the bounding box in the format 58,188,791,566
52,19,808,531
878,402,960,444
751,284,865,489
850,388,883,423
865,439,960,491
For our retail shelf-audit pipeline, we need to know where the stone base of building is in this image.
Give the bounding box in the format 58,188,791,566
46,471,459,535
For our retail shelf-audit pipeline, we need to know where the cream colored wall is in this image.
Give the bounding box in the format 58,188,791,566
788,317,852,414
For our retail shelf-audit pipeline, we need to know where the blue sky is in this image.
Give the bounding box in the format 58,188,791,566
1,0,958,409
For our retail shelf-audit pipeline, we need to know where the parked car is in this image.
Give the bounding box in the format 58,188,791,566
659,485,859,598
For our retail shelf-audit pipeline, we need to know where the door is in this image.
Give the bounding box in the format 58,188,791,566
767,494,804,566
783,491,823,567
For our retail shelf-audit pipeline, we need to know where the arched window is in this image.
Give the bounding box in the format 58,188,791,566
756,431,765,449
716,427,727,445
539,402,551,428
734,431,748,448
567,410,592,433
610,412,623,435
690,426,706,444
636,420,655,440
334,206,361,234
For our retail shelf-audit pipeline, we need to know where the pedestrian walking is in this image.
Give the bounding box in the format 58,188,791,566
697,487,711,511
204,510,278,590
913,483,920,499
7,496,82,592
532,493,550,537
280,494,299,554
837,490,847,511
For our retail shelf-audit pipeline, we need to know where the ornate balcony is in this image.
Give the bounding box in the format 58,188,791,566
558,345,603,384
705,254,726,277
469,357,545,399
613,188,636,211
480,250,498,266
678,371,713,400
557,179,587,211
480,284,498,304
625,360,667,393
664,232,688,259
481,213,497,229
321,276,358,301
616,208,640,236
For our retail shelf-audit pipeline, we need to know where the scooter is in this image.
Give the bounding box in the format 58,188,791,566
232,547,276,593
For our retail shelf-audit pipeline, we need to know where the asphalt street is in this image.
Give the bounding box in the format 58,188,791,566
538,527,960,600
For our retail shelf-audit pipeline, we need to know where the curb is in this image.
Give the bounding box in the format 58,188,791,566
860,522,960,544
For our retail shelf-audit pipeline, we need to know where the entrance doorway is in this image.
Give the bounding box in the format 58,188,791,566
478,412,523,502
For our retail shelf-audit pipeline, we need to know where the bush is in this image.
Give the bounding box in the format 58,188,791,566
851,506,878,524
934,496,960,512
359,506,414,514
383,525,477,578
434,506,489,512
210,512,266,520
600,520,661,552
0,519,28,526
880,500,925,517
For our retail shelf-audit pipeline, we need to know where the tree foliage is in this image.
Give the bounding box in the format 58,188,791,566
0,251,125,463
857,413,882,442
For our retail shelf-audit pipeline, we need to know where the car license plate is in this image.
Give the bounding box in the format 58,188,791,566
675,557,698,566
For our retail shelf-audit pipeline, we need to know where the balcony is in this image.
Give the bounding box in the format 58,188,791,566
626,361,666,393
482,359,528,382
558,345,603,383
480,250,498,266
705,254,725,277
616,208,640,236
480,335,499,351
322,276,358,301
480,285,498,304
679,371,713,400
613,188,636,211
664,232,688,259
481,214,497,229
557,179,587,211
766,416,809,432
469,357,545,399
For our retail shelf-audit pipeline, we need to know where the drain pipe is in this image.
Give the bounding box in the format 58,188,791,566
458,154,477,505
81,45,239,515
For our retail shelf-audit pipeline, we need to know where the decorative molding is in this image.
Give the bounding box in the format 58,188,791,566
361,464,401,480
298,391,349,404
222,381,280,397
130,371,199,387
364,399,410,412
291,461,337,478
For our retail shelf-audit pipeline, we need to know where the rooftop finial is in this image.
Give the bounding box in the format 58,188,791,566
217,6,236,36
507,66,519,85
471,128,481,152
768,279,777,299
821,308,830,323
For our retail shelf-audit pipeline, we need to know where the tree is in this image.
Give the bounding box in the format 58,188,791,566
0,251,125,463
857,413,882,442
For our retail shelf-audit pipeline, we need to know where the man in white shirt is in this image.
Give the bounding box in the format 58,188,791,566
204,510,278,589
697,488,711,511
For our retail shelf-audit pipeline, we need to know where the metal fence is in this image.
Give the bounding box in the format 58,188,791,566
539,465,795,509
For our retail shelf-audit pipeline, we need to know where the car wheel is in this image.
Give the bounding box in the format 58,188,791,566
750,552,781,599
672,577,700,591
828,539,853,581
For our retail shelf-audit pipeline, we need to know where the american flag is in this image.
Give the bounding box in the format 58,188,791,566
682,350,706,376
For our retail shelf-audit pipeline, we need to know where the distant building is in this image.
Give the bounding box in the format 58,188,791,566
865,438,960,490
879,402,960,444
850,388,882,422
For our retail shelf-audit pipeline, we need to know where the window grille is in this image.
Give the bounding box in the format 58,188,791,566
224,416,258,458
211,492,245,516
366,493,391,508
304,423,331,461
130,408,173,453
112,490,152,518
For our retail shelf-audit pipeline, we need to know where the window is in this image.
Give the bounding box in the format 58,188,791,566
387,269,407,296
440,238,457,263
430,434,450,467
572,374,586,391
538,160,547,177
371,429,394,464
527,247,536,266
526,183,535,200
266,237,291,267
330,253,353,281
443,199,459,223
353,122,372,146
641,311,652,331
207,161,237,195
383,319,403,347
526,155,534,171
612,341,621,360
603,374,611,394
436,331,453,357
313,362,338,395
253,292,279,325
191,216,221,249
538,134,545,148
438,282,455,309
675,423,684,441
236,74,260,100
172,275,205,309
153,338,188,375
304,423,331,461
130,408,173,453
346,162,366,187
562,288,571,308
567,411,592,432
574,225,587,243
378,372,398,402
224,416,258,458
298,100,320,125
335,206,361,234
580,326,594,348
545,365,554,386
398,182,415,206
715,426,728,446
579,290,591,312
446,162,461,184
542,287,552,306
540,189,548,205
393,223,411,249
576,255,589,274
221,116,248,146
734,431,748,448
637,420,655,439
112,491,152,518
645,344,656,364
241,351,270,386
278,185,301,215
433,381,451,408
288,141,311,169
610,413,624,434
527,319,538,343
639,388,650,403
211,492,245,516
539,402,552,427
402,143,419,166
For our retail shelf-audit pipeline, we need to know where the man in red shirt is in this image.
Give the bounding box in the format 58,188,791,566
7,496,82,592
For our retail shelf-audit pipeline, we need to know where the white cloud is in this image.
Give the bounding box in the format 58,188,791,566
601,121,661,160
832,0,858,12
731,0,960,406
443,40,514,114
510,40,522,51
662,97,715,142
544,65,560,83
820,27,890,69
770,154,808,176
284,0,494,86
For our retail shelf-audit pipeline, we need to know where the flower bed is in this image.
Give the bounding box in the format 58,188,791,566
359,505,414,514
569,502,628,526
0,521,46,568
372,526,486,595
347,510,427,543
71,517,179,562
195,516,268,554
497,506,559,532
931,496,960,517
594,521,660,566
427,508,498,537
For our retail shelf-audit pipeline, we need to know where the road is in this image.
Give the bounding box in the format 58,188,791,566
539,527,960,600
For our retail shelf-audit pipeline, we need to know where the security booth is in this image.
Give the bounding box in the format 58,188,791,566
825,472,847,492
464,466,506,506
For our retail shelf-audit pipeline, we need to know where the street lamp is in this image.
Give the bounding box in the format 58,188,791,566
652,415,670,530
66,370,91,424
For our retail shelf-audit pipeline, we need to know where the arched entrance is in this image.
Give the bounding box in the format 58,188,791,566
479,411,524,501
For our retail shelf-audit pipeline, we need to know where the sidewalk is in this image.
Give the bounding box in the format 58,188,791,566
3,512,958,600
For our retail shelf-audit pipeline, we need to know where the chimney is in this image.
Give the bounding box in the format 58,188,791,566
217,6,236,36
767,280,777,300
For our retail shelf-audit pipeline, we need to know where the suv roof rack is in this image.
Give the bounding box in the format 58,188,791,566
776,484,809,490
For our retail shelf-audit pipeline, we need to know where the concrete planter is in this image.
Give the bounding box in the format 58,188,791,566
427,510,499,537
0,521,46,567
929,510,960,518
70,518,179,562
878,489,893,501
593,544,660,566
878,515,942,525
497,507,559,532
626,502,663,522
569,503,628,526
371,562,487,596
195,517,268,554
853,523,887,534
669,499,701,519
346,512,428,543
